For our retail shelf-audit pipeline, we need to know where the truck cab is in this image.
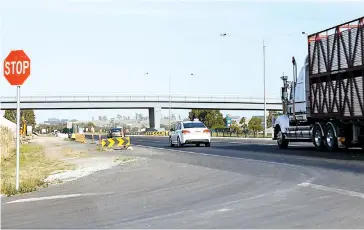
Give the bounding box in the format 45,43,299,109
273,56,311,144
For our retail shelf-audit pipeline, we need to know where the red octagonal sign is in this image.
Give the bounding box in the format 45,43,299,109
3,50,31,86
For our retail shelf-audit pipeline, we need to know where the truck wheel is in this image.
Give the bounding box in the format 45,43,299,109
325,123,338,151
313,124,325,151
276,127,289,149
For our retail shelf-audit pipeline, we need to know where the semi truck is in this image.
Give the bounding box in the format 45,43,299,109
273,16,364,151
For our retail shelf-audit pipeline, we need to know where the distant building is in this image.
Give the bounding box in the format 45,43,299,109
43,118,69,125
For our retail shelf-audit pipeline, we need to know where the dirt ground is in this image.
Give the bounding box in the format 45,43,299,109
30,136,135,184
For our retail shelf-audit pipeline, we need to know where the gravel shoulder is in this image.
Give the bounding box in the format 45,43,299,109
4,136,135,194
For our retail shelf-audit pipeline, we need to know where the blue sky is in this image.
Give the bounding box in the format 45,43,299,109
1,0,363,122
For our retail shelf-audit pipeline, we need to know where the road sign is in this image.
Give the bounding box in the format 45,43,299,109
225,114,232,127
3,50,31,86
102,137,130,148
3,49,31,192
66,122,73,129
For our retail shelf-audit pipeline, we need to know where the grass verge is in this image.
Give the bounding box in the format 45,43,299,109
1,133,74,196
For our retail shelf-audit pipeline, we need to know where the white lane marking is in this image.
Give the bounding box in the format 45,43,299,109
217,208,231,212
6,193,107,204
153,140,161,143
128,135,273,141
298,182,364,199
132,144,312,170
226,142,276,145
213,141,303,147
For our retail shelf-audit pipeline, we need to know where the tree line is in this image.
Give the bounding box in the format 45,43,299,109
3,110,36,128
188,109,282,137
2,109,282,136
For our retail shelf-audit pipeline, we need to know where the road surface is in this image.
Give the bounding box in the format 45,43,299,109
2,136,364,228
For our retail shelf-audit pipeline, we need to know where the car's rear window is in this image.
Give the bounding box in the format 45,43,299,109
111,128,121,132
183,122,206,128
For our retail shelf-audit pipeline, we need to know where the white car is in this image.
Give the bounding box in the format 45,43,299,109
169,120,211,147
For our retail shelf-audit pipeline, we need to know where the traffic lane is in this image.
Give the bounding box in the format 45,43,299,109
2,147,364,228
130,136,364,175
131,135,364,160
86,134,277,145
1,148,311,228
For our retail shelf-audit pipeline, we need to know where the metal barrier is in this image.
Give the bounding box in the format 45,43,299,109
144,131,169,136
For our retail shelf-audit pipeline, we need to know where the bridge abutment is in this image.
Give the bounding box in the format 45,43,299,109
148,106,161,129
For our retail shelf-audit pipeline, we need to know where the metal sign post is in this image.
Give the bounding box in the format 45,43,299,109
15,86,21,190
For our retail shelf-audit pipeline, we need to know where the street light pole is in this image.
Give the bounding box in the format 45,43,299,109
263,38,267,138
169,75,171,130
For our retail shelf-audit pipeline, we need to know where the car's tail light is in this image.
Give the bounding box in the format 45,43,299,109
203,129,210,133
182,130,190,134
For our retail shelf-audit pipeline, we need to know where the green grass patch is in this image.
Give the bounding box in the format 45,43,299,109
1,144,74,196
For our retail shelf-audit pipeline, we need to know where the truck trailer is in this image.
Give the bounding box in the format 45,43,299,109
273,16,364,151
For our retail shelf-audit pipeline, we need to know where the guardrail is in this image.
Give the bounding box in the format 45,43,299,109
0,94,281,103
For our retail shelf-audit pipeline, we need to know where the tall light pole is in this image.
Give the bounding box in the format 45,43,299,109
168,75,171,130
263,38,266,137
220,33,267,136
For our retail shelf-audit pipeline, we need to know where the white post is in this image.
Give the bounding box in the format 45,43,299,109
15,85,21,191
263,39,267,138
168,75,171,130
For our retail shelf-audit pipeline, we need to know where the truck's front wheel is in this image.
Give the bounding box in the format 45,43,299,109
276,127,289,149
313,124,325,151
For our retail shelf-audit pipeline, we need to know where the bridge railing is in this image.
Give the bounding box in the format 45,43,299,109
0,94,282,103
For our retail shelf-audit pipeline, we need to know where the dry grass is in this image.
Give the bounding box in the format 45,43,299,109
1,127,74,196
0,126,15,160
114,156,135,163
62,148,89,158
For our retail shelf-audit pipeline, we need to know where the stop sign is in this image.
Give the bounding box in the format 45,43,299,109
3,50,31,86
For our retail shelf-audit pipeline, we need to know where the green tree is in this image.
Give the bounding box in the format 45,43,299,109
22,110,36,127
230,120,240,133
239,117,246,125
267,111,284,128
4,110,36,128
189,109,225,129
248,116,263,137
239,116,249,136
87,122,95,128
266,111,274,128
4,110,16,123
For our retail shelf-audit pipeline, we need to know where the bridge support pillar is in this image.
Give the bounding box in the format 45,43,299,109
148,107,161,130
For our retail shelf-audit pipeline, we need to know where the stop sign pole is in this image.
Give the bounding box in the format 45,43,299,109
3,50,31,191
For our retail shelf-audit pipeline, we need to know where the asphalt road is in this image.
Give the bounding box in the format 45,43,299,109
2,136,364,228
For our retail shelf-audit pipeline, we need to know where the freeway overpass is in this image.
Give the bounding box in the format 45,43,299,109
0,94,282,129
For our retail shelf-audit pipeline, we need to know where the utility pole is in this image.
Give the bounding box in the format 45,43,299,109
169,75,171,130
263,39,267,138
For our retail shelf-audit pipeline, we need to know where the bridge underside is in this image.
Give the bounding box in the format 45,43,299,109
1,102,282,130
0,101,282,111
